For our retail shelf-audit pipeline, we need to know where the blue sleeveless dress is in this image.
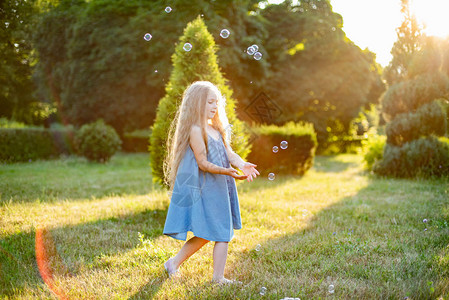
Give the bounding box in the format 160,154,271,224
163,132,242,242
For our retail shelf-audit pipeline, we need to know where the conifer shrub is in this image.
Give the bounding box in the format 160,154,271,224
386,100,447,146
373,136,449,178
149,17,250,189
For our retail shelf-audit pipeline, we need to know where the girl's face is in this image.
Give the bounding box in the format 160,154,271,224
205,89,219,120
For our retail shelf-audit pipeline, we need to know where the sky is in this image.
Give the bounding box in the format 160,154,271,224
267,0,449,67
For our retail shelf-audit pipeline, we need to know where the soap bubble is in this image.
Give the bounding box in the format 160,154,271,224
183,42,192,51
272,146,279,153
251,44,259,52
259,286,267,296
302,209,308,217
143,33,152,41
220,29,230,38
328,284,335,294
280,140,288,149
165,6,172,13
268,173,275,181
254,52,262,60
247,46,256,55
154,70,158,73
255,244,261,251
423,219,428,223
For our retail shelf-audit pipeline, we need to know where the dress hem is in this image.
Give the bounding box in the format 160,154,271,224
164,229,240,242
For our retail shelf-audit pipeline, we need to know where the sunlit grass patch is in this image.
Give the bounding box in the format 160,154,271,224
1,153,448,299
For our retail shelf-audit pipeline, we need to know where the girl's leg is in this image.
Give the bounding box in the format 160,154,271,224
170,236,209,270
212,242,229,280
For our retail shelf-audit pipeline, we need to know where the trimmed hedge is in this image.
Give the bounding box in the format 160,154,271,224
121,129,150,153
373,136,449,178
246,121,317,177
386,100,446,146
0,128,76,163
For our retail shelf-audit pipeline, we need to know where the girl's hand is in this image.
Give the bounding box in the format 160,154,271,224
224,167,248,180
240,162,260,182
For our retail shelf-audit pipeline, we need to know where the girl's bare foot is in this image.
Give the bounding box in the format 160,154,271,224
164,257,179,278
211,277,242,285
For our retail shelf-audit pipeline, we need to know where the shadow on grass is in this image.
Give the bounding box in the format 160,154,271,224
0,207,169,298
181,176,449,299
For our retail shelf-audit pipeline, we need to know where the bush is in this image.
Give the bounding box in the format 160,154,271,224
75,120,121,162
373,136,449,178
0,117,28,128
362,132,386,171
0,127,76,163
386,100,446,146
122,128,151,153
246,121,317,176
381,72,449,121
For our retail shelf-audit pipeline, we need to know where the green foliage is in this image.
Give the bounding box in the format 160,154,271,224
0,0,48,125
257,1,385,149
32,0,384,147
378,15,449,178
373,136,449,178
383,0,423,85
247,121,317,176
122,129,151,153
0,117,28,128
149,17,251,189
381,72,449,121
75,119,121,163
386,100,447,146
362,132,386,171
0,127,76,163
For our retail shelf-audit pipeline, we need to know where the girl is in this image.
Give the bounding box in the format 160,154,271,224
162,81,260,284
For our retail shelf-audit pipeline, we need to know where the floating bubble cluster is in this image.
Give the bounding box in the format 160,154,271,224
183,42,192,51
220,29,230,38
254,52,262,60
143,33,152,41
247,46,256,55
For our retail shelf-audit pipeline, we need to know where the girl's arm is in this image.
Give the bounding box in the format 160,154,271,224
228,150,245,170
189,126,228,175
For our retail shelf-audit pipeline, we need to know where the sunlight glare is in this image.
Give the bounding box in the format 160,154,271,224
411,0,449,38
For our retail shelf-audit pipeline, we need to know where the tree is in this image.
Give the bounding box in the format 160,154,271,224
149,17,251,189
256,0,385,149
375,36,449,177
383,0,423,86
0,0,47,124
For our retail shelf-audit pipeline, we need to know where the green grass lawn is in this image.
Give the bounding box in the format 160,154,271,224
1,152,448,299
